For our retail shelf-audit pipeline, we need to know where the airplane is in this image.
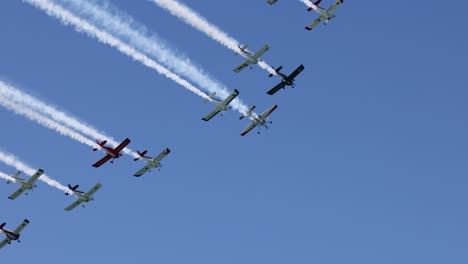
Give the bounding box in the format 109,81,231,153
233,44,270,73
267,0,278,4
202,89,240,121
6,169,44,200
267,65,305,95
64,183,102,211
239,105,278,136
305,0,344,30
92,138,131,168
133,148,171,177
0,219,30,249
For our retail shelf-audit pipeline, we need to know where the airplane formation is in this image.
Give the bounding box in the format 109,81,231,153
1,0,345,250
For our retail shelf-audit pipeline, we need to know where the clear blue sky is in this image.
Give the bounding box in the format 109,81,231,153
1,0,467,262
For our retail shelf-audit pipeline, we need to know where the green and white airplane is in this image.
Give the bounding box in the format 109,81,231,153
305,0,344,30
6,169,43,200
64,183,102,211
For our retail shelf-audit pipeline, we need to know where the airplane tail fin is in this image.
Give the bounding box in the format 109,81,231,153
203,92,216,103
236,44,248,55
308,0,321,11
93,140,107,151
134,150,149,161
269,66,283,77
66,184,79,195
239,105,256,120
93,140,100,151
0,223,5,230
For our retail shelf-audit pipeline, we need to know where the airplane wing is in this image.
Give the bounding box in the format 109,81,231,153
114,138,131,153
133,164,152,177
92,154,112,168
288,64,305,80
13,219,30,235
267,0,278,4
202,108,222,122
233,61,251,73
85,183,102,197
134,149,170,177
251,44,270,60
260,104,278,119
240,121,258,136
8,169,43,200
221,89,239,106
327,0,343,14
267,82,287,95
64,199,84,211
0,238,11,249
8,186,27,200
306,16,324,30
153,148,171,164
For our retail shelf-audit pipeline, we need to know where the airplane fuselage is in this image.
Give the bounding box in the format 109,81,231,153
75,192,92,202
252,116,267,127
141,156,160,168
213,99,230,112
240,50,259,64
7,178,35,190
100,146,121,159
0,229,19,241
316,7,336,22
278,73,294,87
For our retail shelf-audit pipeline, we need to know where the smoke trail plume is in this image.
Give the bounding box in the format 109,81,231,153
23,0,253,115
0,80,138,159
50,0,250,113
0,150,69,193
148,0,277,76
0,171,15,183
0,95,97,148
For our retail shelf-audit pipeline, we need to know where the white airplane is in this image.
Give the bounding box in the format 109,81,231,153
305,0,344,30
239,105,278,136
133,148,171,177
0,219,30,249
234,44,270,73
64,183,102,211
6,169,43,200
202,89,240,121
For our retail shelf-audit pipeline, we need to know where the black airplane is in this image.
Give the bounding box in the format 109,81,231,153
267,64,305,95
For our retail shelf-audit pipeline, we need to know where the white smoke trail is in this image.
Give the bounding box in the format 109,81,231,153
0,80,138,159
148,0,277,76
0,95,97,148
50,0,250,113
300,0,319,12
0,171,15,183
23,0,217,110
0,150,69,193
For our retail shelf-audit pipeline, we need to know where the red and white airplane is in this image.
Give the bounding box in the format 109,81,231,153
239,105,278,136
92,138,131,168
133,148,171,177
305,0,344,30
0,219,30,249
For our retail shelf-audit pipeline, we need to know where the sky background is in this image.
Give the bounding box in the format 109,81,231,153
0,0,467,262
